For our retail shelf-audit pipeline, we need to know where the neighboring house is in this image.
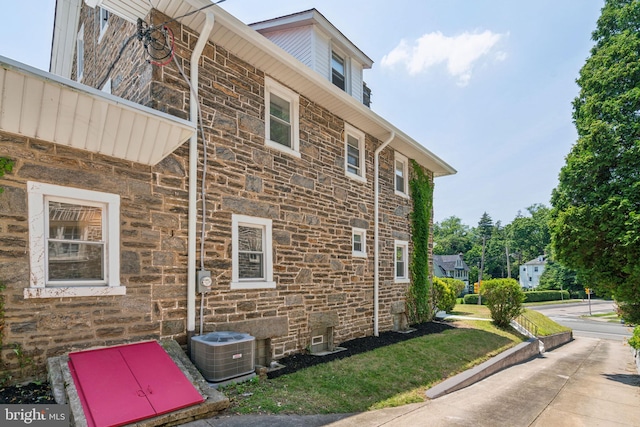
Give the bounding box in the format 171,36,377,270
520,256,547,289
0,0,455,379
433,254,470,292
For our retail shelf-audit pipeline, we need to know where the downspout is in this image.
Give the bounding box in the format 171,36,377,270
188,12,215,339
374,131,395,337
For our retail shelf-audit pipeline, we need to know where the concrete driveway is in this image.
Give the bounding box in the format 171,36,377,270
326,337,640,427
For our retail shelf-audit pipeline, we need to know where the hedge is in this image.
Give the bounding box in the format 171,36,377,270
523,290,570,303
463,294,485,305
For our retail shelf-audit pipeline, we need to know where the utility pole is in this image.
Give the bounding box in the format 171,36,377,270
505,243,511,279
478,236,486,305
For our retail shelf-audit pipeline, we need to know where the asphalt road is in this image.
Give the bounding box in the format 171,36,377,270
530,300,633,341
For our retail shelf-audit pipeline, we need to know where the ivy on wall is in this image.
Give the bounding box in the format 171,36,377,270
407,160,433,323
0,157,13,193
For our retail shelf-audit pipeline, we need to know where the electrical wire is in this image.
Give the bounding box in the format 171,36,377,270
148,25,175,67
97,33,137,92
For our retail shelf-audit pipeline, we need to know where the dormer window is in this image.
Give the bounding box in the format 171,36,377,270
331,51,346,91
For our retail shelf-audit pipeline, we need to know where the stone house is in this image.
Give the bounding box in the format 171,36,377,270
0,0,455,379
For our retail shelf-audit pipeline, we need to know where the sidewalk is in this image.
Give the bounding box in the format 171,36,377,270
184,337,640,427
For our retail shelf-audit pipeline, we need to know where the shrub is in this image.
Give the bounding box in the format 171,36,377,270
629,326,640,350
463,294,485,305
432,278,457,313
480,279,525,328
617,301,640,325
439,277,466,297
523,290,570,303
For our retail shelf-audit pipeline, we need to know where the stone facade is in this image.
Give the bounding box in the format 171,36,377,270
0,6,432,381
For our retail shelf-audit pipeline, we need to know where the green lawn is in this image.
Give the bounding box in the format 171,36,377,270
522,309,571,336
221,323,524,414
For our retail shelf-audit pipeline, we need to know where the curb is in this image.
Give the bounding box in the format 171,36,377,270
425,338,540,399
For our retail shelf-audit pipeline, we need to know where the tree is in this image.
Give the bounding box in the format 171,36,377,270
508,204,551,264
538,260,583,296
433,216,473,255
549,0,640,316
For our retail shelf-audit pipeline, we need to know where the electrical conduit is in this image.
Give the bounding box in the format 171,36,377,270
188,12,215,338
374,131,395,336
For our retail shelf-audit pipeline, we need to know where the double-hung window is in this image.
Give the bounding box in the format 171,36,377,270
265,77,300,157
394,240,409,283
394,152,409,197
232,214,275,289
331,51,346,91
352,228,367,258
26,182,122,298
98,7,109,42
344,124,366,182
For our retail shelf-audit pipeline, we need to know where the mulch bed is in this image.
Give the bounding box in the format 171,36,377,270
268,321,454,379
0,321,454,403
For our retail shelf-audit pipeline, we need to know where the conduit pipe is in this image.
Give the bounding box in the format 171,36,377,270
188,11,215,338
374,131,395,337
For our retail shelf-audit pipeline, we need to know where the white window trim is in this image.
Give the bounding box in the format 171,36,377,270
352,227,367,258
265,77,300,158
25,182,123,299
394,240,410,283
76,24,84,82
394,151,409,198
98,7,109,43
231,214,276,290
344,123,366,183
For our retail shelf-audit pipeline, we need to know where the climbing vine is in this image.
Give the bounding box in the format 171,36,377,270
0,157,14,193
406,160,434,323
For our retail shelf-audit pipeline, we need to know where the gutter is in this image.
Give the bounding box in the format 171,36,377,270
187,12,215,338
373,131,395,337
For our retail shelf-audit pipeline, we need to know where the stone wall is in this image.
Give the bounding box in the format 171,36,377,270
0,5,432,380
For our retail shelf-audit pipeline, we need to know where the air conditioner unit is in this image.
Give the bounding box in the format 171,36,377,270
191,331,255,382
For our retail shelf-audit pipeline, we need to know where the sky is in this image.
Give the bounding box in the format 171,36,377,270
0,1,604,227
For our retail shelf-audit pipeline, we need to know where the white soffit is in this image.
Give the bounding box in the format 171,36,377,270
84,0,151,23
0,56,195,166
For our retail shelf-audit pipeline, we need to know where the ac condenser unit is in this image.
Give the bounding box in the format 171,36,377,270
191,331,255,382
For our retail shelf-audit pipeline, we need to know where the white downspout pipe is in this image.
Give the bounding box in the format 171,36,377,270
374,131,395,337
188,12,215,338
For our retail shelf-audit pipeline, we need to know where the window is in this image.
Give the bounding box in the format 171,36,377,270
26,182,122,298
394,152,409,197
265,77,300,157
76,24,84,81
344,124,366,182
352,228,367,258
98,7,109,42
331,51,346,91
232,214,275,289
394,240,409,283
534,267,539,272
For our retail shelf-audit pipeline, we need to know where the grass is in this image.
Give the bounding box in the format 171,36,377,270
582,311,622,323
449,304,492,319
522,309,571,336
221,324,525,415
524,299,583,307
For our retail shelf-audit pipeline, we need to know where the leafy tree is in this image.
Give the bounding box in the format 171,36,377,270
549,0,640,316
538,260,582,296
508,204,551,265
433,216,473,255
480,278,525,328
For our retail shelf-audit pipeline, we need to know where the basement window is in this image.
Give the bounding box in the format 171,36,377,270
25,182,123,298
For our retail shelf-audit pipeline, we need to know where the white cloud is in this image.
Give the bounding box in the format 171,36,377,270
381,30,508,86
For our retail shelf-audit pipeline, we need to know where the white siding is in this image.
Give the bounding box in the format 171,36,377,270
350,59,363,103
261,26,314,68
314,29,331,80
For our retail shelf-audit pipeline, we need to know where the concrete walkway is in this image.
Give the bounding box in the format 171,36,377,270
327,337,640,427
185,337,640,427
